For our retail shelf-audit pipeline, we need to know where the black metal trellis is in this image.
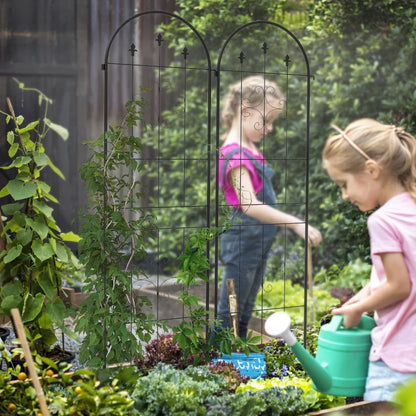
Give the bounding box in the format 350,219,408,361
101,10,311,359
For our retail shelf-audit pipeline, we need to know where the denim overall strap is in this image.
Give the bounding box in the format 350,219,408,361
217,146,278,338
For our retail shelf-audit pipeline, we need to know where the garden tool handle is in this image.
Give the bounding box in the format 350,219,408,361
227,279,238,337
11,308,50,416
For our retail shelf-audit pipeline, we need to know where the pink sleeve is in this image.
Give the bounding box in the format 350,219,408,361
219,149,263,208
368,215,402,255
225,152,260,186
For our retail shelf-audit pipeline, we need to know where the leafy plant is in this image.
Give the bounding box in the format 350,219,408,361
172,226,262,360
132,362,228,415
0,79,81,356
206,360,250,392
255,280,338,325
74,98,159,367
136,333,218,372
211,385,308,416
394,376,416,416
264,324,319,379
314,258,371,294
132,362,311,416
236,376,346,412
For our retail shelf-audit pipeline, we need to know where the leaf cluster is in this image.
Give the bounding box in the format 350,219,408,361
172,226,263,360
136,333,218,373
0,80,80,356
206,360,250,392
237,376,345,412
75,98,159,367
263,325,318,379
132,362,227,415
211,385,308,416
255,280,338,325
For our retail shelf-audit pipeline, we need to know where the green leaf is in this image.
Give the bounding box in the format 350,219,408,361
54,243,68,262
16,228,33,246
7,156,32,169
1,281,23,297
26,218,49,240
33,199,54,217
37,311,53,329
3,244,22,263
37,270,56,298
37,180,51,194
16,120,39,134
22,293,45,323
1,202,24,215
32,240,54,261
1,294,22,312
46,155,65,180
6,130,15,145
0,185,10,198
8,142,19,158
33,152,48,167
7,179,37,200
46,297,66,323
44,118,69,141
60,231,82,242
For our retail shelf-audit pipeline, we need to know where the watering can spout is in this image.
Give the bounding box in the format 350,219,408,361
265,312,332,393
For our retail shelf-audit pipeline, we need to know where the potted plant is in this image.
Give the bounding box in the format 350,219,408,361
0,79,81,361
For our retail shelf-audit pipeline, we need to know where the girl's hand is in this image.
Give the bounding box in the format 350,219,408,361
308,225,322,247
292,223,322,247
331,305,363,328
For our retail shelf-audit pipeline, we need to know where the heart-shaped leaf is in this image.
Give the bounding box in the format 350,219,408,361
32,240,54,261
22,293,45,323
7,179,37,200
3,244,22,263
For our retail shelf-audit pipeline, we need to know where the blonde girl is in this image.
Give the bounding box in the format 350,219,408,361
322,118,416,401
216,76,321,339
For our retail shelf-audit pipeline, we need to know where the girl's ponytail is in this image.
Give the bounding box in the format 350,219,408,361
395,127,416,202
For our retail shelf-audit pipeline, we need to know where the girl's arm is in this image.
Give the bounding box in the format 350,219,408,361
332,252,411,327
230,166,322,246
342,282,371,305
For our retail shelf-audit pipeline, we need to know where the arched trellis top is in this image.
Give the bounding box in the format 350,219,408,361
216,20,311,76
102,10,212,67
101,10,213,136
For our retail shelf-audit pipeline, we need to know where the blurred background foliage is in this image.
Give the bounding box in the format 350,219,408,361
143,0,416,286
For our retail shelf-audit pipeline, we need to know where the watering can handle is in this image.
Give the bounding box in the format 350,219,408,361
326,314,376,332
326,314,344,332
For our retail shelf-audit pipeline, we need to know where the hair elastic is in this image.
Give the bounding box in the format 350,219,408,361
331,124,371,160
393,125,405,136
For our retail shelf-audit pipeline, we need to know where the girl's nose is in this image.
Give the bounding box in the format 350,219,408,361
341,189,349,201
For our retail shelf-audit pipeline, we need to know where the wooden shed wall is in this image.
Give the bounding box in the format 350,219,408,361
0,0,177,235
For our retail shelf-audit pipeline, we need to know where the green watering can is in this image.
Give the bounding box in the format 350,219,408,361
264,311,376,397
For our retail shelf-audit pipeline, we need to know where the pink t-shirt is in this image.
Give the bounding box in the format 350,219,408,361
219,143,266,208
367,192,416,372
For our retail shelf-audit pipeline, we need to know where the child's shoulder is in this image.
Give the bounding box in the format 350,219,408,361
219,143,261,159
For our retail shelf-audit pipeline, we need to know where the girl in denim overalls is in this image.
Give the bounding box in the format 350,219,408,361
217,76,322,338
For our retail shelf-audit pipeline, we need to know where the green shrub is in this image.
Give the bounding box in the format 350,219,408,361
314,258,371,294
237,376,345,412
255,280,338,325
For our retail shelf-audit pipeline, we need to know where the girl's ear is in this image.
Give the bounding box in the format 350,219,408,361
365,159,381,179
